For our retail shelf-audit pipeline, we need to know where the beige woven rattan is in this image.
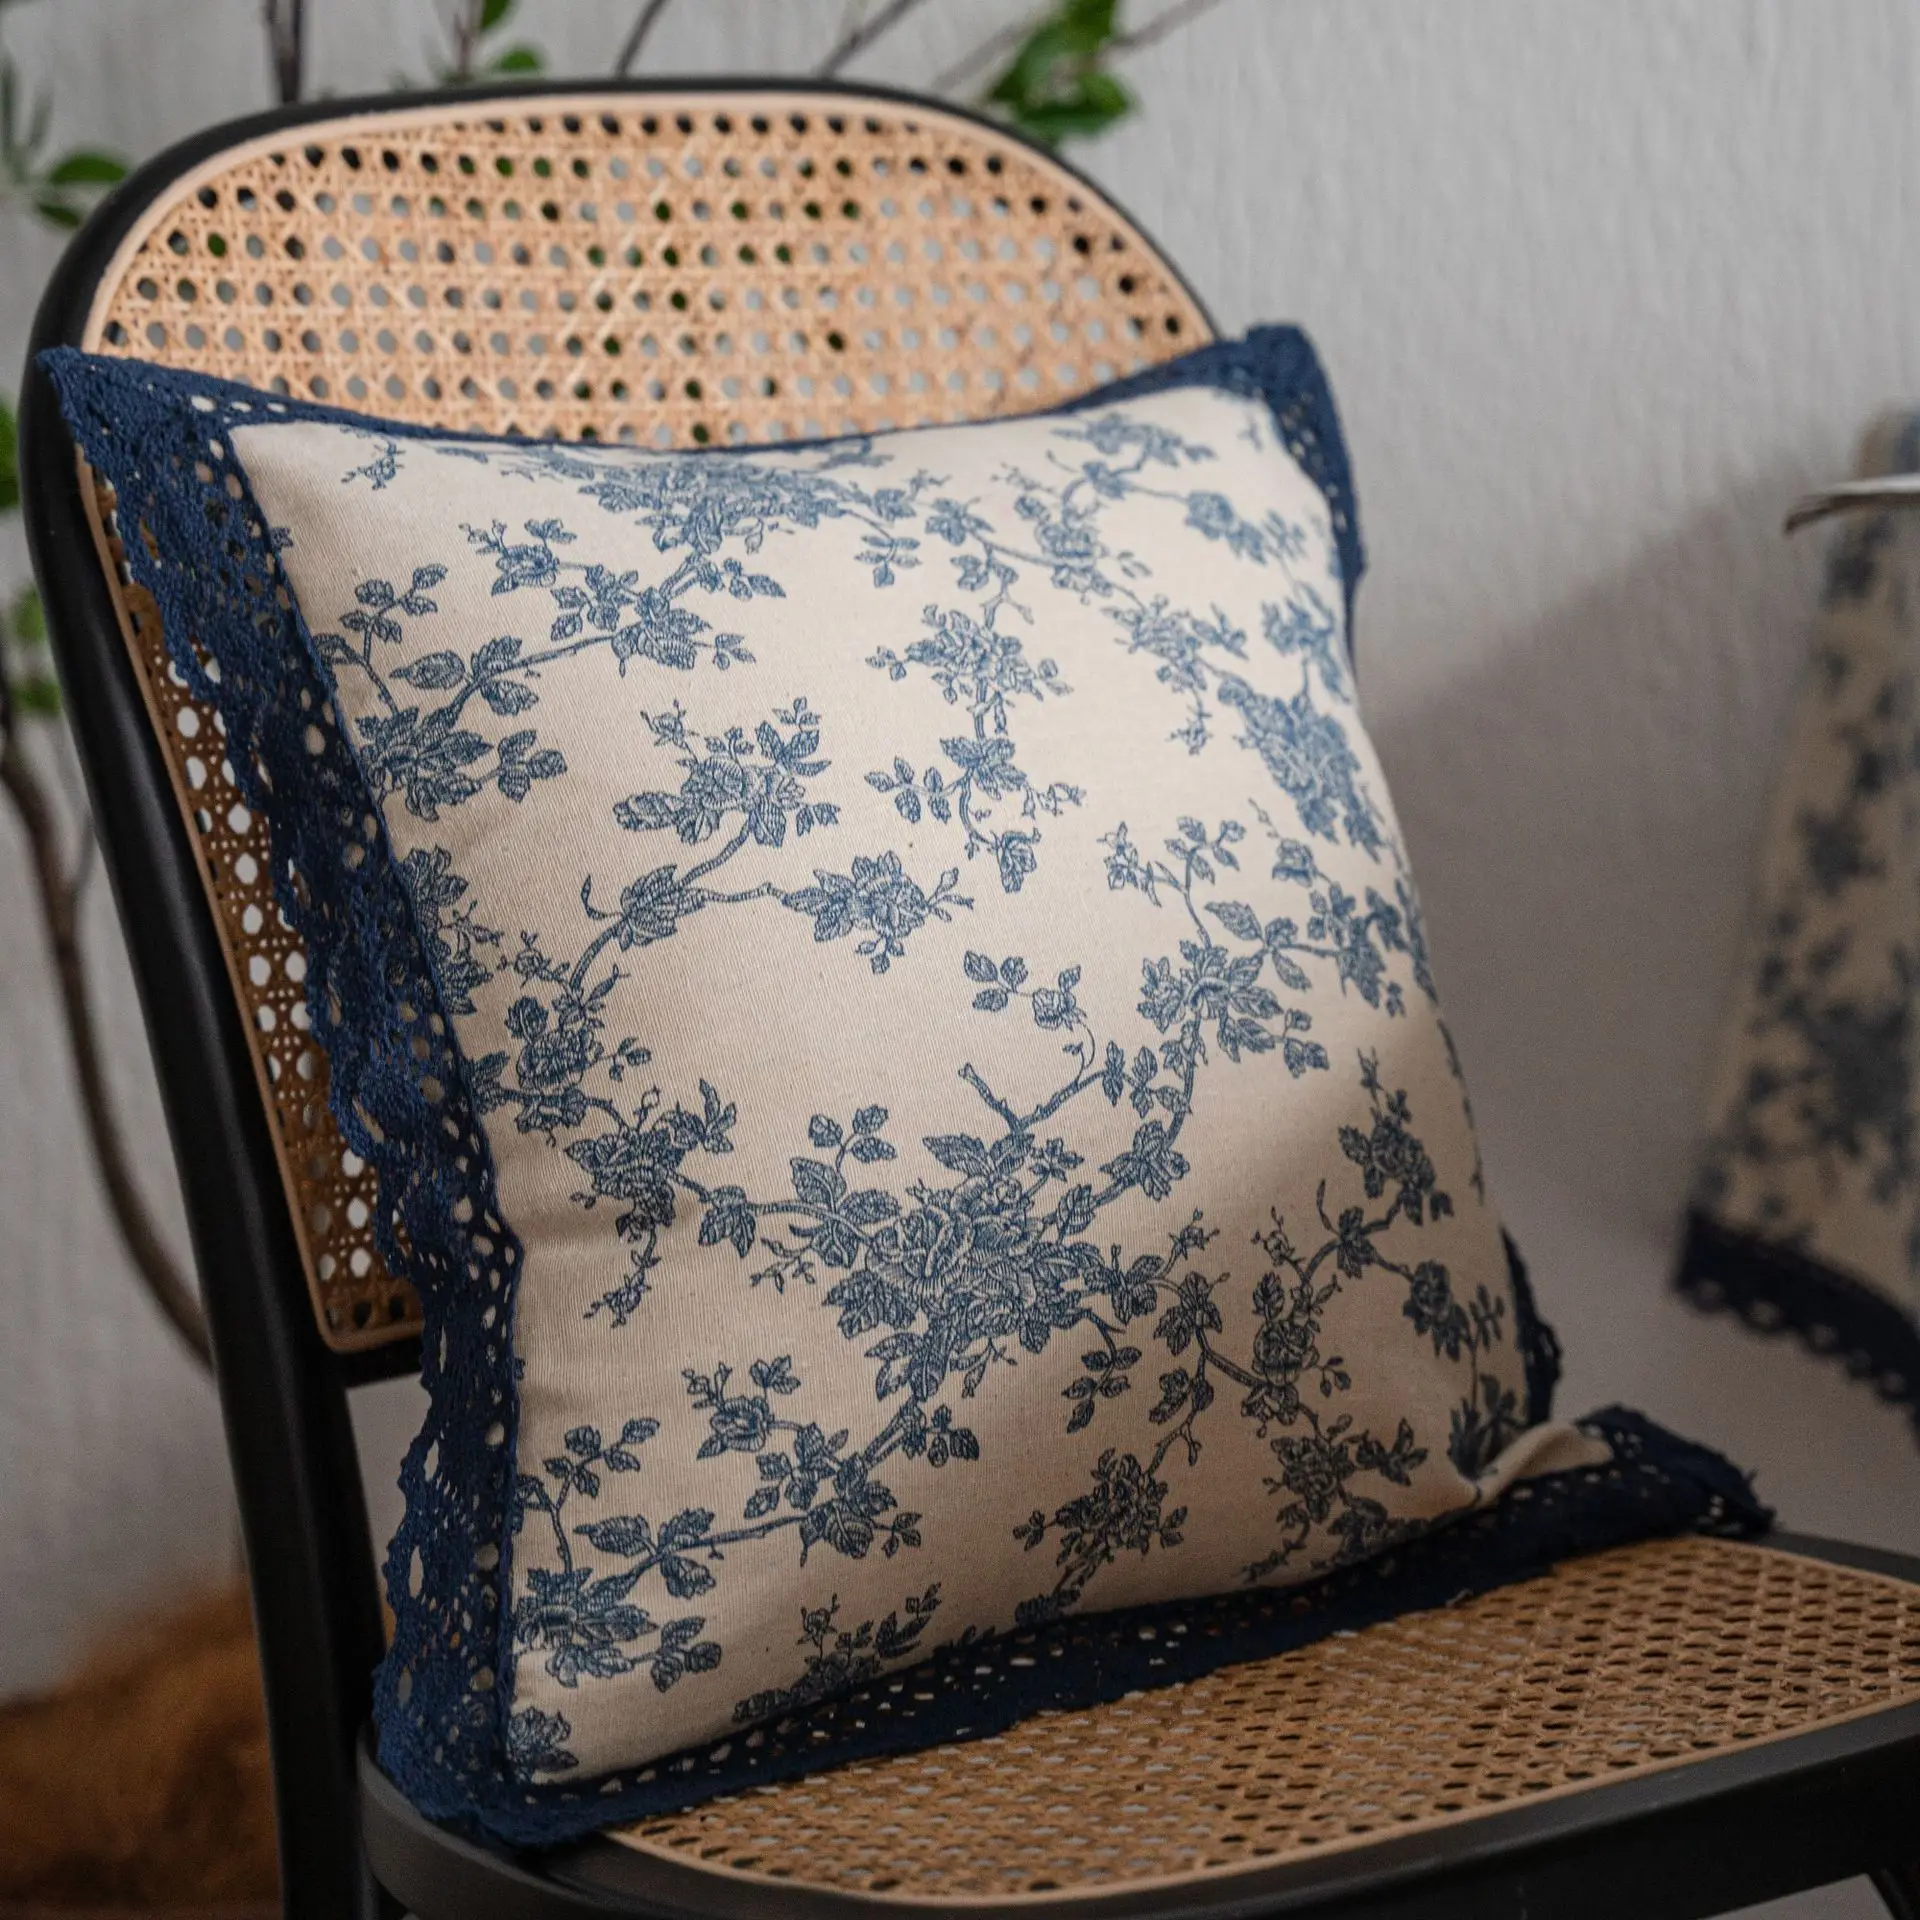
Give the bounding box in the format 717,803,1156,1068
611,1536,1920,1902
75,90,1210,1348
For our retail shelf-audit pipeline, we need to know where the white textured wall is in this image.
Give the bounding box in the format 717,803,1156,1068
4,5,1919,1909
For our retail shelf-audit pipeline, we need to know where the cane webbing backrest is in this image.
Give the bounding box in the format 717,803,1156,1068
74,90,1211,1349
612,1535,1920,1901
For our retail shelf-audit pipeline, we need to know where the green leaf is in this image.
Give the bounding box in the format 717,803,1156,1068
487,44,545,74
992,3,1113,80
479,0,515,29
32,196,83,230
1006,71,1135,147
0,398,18,514
983,0,1135,150
13,674,61,718
45,149,126,187
989,0,1119,105
11,586,46,647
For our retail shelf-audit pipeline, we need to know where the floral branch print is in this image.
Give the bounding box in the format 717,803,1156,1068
466,516,760,676
1224,807,1420,1016
867,604,1081,894
613,1030,1492,1647
1263,585,1348,701
400,844,503,1016
509,1347,954,1699
730,1586,944,1726
684,806,1433,1423
453,699,970,1325
510,1419,723,1693
505,1705,577,1777
462,907,739,1325
322,404,1363,871
600,701,971,972
856,405,1365,887
341,430,400,491
1699,653,1920,1236
684,1354,931,1563
1043,410,1361,803
1058,411,1377,854
1017,1051,1517,1621
483,431,940,571
310,564,575,820
1102,814,1331,1074
1212,667,1383,857
312,423,949,824
599,806,1455,1645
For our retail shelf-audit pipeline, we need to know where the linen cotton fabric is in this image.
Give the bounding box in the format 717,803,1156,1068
1684,414,1920,1439
45,333,1766,1844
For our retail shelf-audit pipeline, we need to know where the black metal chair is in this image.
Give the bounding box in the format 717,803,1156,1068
20,79,1920,1920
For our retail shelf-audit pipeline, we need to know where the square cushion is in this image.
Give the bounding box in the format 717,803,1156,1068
45,331,1764,1844
1681,416,1920,1431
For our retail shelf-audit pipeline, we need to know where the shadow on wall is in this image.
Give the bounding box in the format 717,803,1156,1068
1390,459,1920,1564
1368,466,1827,1239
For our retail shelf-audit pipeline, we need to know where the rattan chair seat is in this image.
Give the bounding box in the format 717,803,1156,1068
608,1535,1920,1903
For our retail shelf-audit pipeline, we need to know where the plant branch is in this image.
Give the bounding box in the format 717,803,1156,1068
1114,0,1230,53
816,0,928,78
614,0,675,76
442,0,483,84
931,17,1029,95
262,0,306,106
0,707,210,1365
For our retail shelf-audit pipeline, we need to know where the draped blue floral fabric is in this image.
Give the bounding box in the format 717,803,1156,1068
45,334,1767,1846
1684,416,1920,1438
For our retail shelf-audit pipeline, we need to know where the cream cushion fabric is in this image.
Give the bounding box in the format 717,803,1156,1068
223,373,1586,1778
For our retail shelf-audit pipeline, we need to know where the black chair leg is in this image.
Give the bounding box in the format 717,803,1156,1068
1873,1863,1920,1920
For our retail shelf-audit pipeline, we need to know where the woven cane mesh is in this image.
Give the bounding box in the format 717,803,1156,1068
75,90,1210,1348
611,1537,1920,1903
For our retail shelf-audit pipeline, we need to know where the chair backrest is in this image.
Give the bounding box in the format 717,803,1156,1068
56,82,1211,1359
20,82,1210,1919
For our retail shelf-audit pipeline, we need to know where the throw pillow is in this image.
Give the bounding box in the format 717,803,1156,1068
45,331,1765,1845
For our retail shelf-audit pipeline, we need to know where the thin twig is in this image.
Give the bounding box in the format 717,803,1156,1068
816,0,928,78
931,16,1029,96
441,0,484,84
0,710,209,1364
262,0,306,106
1113,0,1230,53
614,0,676,76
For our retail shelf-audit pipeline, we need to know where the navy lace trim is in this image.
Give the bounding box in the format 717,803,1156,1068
1679,1210,1920,1444
1505,1230,1563,1425
42,348,532,1830
43,339,1755,1852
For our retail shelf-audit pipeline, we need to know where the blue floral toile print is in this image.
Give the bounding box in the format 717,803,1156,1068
1686,412,1920,1436
42,331,1765,1850
209,366,1553,1785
